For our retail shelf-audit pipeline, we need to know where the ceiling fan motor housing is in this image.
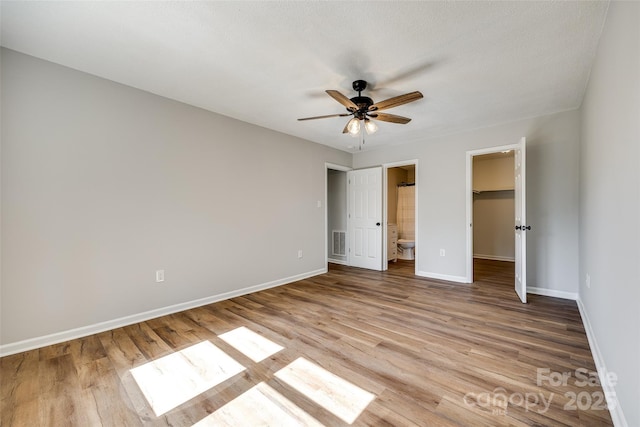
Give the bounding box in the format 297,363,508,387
350,96,374,118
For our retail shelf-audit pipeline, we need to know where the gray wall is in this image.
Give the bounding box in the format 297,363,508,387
473,192,514,261
353,109,580,293
0,49,351,346
579,1,640,425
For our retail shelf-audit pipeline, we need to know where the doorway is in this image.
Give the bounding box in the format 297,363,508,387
384,161,418,273
327,162,419,273
326,164,350,266
471,151,515,284
326,164,384,271
466,138,527,302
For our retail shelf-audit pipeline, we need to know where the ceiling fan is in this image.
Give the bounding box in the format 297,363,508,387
298,80,423,136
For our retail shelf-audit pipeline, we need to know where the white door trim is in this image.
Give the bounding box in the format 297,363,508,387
382,160,419,274
465,144,520,283
325,163,352,267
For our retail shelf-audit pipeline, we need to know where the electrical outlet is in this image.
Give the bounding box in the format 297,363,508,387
440,249,446,257
156,270,165,283
586,274,591,289
298,250,303,259
317,200,322,208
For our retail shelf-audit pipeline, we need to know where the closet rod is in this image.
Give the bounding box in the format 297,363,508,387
397,182,415,187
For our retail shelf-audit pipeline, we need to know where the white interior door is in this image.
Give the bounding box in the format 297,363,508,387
514,137,527,303
348,167,382,270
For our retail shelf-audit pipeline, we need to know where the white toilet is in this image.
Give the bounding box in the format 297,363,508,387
397,239,415,260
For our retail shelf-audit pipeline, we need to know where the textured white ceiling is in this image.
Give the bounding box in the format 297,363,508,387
1,1,609,152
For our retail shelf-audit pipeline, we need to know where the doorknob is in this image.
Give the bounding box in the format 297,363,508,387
515,225,531,230
376,222,381,226
515,225,522,230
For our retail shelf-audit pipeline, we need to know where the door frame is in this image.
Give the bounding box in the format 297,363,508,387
465,144,519,283
383,160,419,274
325,163,352,268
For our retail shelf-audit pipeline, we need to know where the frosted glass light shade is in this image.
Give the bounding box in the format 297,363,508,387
364,119,378,134
347,118,360,135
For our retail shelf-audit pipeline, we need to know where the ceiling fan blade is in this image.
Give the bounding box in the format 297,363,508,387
326,90,358,111
298,113,352,121
369,112,412,124
369,91,423,112
342,122,350,134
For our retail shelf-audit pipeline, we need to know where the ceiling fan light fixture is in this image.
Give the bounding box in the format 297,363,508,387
347,117,361,135
297,80,423,138
364,119,378,135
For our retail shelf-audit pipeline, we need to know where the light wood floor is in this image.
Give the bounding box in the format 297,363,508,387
1,260,613,426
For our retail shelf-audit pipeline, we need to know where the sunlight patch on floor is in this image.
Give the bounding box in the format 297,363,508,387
219,326,284,362
275,357,375,424
130,341,245,416
192,382,323,426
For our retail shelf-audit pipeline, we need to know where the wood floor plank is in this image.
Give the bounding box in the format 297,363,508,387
1,350,41,427
0,259,613,425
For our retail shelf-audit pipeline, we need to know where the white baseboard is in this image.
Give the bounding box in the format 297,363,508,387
416,270,469,283
328,258,348,265
527,286,578,300
473,254,515,262
0,268,327,357
576,298,627,426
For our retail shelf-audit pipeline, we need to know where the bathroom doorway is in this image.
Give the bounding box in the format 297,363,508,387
384,161,417,273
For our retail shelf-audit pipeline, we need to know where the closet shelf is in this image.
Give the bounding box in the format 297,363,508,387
473,187,515,194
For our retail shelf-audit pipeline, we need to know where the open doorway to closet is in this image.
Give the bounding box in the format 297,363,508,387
471,151,515,285
385,162,417,274
467,138,527,302
326,164,350,266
